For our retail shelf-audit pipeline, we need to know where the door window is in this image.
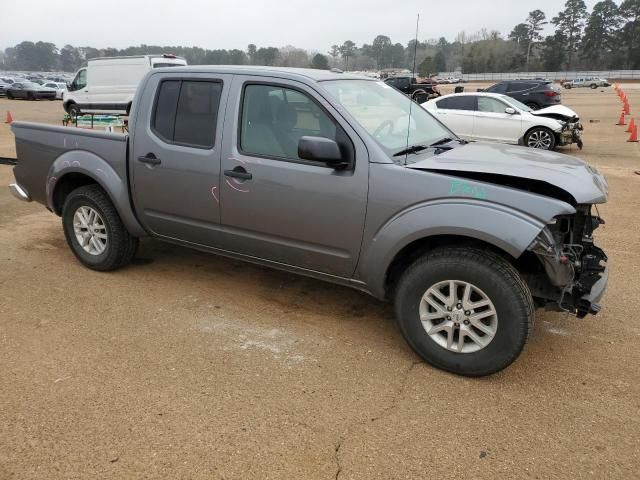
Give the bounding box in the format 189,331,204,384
507,82,536,92
239,84,339,161
151,79,223,149
436,96,475,111
477,97,508,113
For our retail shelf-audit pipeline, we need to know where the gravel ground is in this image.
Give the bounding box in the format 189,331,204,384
0,85,639,479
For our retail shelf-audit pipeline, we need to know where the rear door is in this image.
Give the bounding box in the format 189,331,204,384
130,72,231,247
217,76,369,277
473,96,522,143
432,95,476,140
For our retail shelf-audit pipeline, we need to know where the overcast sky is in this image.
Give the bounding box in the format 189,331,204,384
1,0,603,52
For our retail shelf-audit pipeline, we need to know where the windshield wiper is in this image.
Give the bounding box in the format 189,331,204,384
393,144,429,157
430,137,455,147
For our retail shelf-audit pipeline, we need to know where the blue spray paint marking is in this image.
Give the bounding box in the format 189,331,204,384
449,179,487,200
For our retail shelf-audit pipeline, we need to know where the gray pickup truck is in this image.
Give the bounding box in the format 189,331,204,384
9,66,609,376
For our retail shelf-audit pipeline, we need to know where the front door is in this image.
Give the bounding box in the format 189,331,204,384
473,96,522,143
218,76,369,277
130,72,231,247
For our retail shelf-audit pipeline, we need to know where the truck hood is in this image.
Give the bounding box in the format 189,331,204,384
530,105,579,122
407,142,608,204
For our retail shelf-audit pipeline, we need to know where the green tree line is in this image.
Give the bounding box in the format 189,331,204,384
1,0,639,74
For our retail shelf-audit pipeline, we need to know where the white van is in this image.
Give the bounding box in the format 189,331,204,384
64,54,187,116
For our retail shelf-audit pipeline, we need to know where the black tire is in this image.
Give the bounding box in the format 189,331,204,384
67,103,81,118
6,92,13,100
62,184,138,271
524,126,556,150
564,84,572,89
525,102,540,110
28,93,36,101
590,83,597,89
394,247,534,377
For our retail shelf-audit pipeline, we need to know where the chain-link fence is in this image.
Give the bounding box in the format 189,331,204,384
438,71,640,81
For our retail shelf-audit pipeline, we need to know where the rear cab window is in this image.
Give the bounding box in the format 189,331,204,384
151,79,223,148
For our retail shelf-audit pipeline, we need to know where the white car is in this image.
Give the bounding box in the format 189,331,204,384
42,82,67,100
422,92,583,150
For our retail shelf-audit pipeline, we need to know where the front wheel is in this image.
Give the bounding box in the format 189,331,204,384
62,185,138,271
67,103,81,118
590,83,597,89
525,127,556,150
394,248,534,376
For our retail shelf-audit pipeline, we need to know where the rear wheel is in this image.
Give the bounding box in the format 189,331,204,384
525,102,540,110
6,92,13,99
525,127,556,150
590,83,597,89
62,185,138,271
394,248,534,376
28,92,36,101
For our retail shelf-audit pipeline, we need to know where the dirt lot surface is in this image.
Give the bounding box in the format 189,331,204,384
1,85,639,479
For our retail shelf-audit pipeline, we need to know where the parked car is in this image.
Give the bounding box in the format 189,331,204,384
423,92,583,150
0,81,9,96
482,80,561,110
42,81,67,100
5,81,57,100
64,54,187,116
384,75,440,103
563,77,610,89
8,66,608,377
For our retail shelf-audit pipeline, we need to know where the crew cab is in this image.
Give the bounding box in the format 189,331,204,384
9,66,609,376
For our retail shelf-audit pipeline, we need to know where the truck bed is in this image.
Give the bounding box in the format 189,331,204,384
11,122,128,207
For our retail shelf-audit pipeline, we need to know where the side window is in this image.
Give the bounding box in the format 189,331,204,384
397,78,410,89
240,84,339,161
76,70,87,90
151,80,222,148
477,97,508,113
437,96,475,111
490,83,507,94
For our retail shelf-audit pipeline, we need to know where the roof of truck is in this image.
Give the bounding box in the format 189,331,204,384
151,65,374,82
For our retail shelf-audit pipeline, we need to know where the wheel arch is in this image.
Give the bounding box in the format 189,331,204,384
48,151,147,237
357,200,549,300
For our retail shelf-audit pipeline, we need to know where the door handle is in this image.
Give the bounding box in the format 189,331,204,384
137,153,161,166
224,166,252,180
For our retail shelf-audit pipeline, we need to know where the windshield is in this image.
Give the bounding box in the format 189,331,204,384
322,79,452,155
22,82,39,88
500,94,533,113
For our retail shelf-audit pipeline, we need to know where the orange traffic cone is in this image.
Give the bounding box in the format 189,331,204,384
617,112,627,125
626,117,636,133
4,111,12,124
628,123,639,142
623,102,631,115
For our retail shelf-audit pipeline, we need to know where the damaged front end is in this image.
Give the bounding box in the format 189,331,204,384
558,117,584,149
526,206,608,318
532,107,584,149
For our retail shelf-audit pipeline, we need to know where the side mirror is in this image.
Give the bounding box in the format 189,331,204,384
298,136,349,169
504,107,517,115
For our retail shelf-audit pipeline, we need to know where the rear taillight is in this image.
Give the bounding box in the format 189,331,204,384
544,91,558,97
